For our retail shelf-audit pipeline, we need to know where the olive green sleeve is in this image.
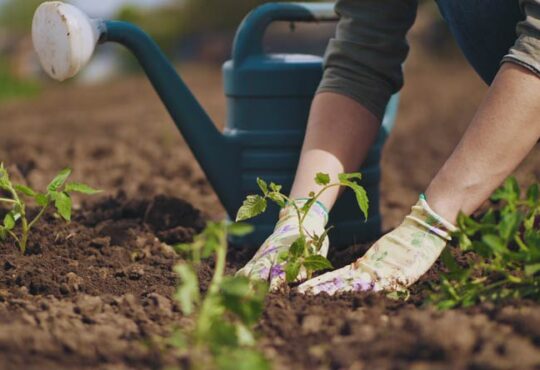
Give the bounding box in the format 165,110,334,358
317,0,418,120
502,0,540,75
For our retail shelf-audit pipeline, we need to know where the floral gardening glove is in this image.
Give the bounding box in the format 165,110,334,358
298,194,456,295
236,199,329,291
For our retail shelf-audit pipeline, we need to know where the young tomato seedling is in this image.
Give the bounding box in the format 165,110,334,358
0,164,100,253
236,172,369,282
171,221,270,370
430,177,540,309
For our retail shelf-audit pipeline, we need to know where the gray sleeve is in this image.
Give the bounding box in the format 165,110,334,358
317,0,418,120
502,0,540,75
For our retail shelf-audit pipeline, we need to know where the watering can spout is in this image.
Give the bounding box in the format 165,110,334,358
32,2,238,212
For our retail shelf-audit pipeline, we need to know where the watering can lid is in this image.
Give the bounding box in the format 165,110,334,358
223,53,324,97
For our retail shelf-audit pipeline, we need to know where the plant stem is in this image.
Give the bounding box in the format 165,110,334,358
28,204,48,230
5,183,29,253
0,198,16,204
299,184,339,226
195,222,228,342
6,229,20,246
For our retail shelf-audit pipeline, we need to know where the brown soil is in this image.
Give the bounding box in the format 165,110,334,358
0,6,539,370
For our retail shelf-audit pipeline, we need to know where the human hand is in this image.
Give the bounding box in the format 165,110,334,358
236,199,328,291
298,195,456,295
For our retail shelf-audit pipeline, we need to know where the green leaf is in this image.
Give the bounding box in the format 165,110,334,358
167,329,188,349
266,192,287,208
3,212,15,230
525,263,540,276
236,195,267,222
440,247,460,273
54,191,72,221
256,178,268,195
236,322,256,346
314,227,332,252
285,261,301,282
215,348,270,370
338,172,362,183
482,234,506,255
228,222,254,237
480,208,496,225
499,212,521,242
527,183,539,205
289,236,306,259
436,299,459,310
491,177,520,203
173,263,200,316
47,168,72,192
0,226,6,240
303,255,333,272
64,182,101,195
314,172,330,186
525,229,540,250
340,179,369,220
269,182,282,193
277,250,288,263
207,320,239,348
35,193,48,206
220,276,267,326
14,184,36,197
0,165,10,190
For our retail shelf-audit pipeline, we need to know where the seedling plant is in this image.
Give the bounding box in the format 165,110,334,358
431,177,540,308
0,164,100,253
236,172,369,283
171,221,270,370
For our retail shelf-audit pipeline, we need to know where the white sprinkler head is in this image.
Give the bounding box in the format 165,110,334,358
32,2,102,81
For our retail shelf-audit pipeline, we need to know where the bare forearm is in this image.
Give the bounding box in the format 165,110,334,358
290,92,380,209
426,63,540,222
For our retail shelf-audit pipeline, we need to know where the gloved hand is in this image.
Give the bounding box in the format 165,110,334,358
298,194,456,295
236,199,329,291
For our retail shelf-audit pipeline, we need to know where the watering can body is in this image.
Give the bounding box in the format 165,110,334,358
32,2,398,247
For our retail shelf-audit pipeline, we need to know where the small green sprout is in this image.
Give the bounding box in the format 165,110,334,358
236,172,369,283
172,221,270,370
0,164,100,253
430,177,540,309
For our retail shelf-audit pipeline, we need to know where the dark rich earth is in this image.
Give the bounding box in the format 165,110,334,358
1,194,539,370
1,6,540,370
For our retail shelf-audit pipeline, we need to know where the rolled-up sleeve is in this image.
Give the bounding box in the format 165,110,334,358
502,0,540,75
317,0,418,120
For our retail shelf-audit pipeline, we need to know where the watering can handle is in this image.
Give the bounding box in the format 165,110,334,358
232,2,338,63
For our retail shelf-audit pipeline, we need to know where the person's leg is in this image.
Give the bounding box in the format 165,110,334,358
289,92,380,209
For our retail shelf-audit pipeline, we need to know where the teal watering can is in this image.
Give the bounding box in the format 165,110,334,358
32,1,398,247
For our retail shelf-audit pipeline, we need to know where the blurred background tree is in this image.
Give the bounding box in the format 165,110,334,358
117,0,323,54
0,0,452,99
0,0,43,101
0,0,43,35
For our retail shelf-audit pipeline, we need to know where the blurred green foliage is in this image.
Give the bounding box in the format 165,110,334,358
0,0,44,34
118,0,323,52
0,0,43,102
0,59,40,102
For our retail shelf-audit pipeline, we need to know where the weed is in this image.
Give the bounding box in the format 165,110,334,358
430,177,540,308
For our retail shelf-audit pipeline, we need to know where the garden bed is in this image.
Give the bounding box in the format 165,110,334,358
0,193,539,370
1,22,540,369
